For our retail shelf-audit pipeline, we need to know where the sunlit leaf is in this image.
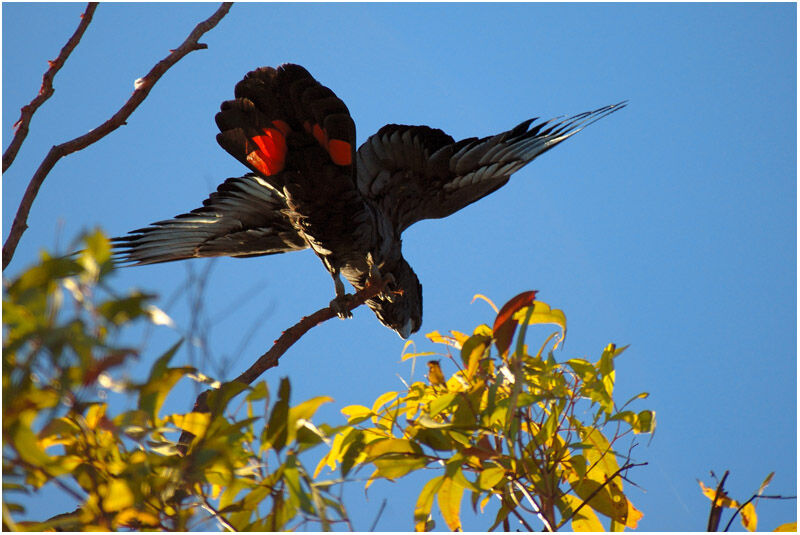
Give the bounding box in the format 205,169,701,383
477,466,506,490
287,396,333,444
461,334,491,379
103,479,134,512
758,472,775,495
560,493,604,531
425,330,465,350
414,476,444,532
145,304,175,327
699,479,739,509
775,522,798,531
371,391,398,414
513,300,567,348
437,476,464,531
741,501,758,531
472,293,499,313
168,412,211,438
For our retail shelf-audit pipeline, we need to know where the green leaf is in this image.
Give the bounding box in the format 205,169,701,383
138,350,190,422
477,466,506,490
365,438,427,480
264,377,291,454
429,392,458,416
460,334,491,379
246,381,269,402
287,396,333,444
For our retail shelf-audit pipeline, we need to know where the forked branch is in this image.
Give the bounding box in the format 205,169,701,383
2,2,233,270
2,3,98,173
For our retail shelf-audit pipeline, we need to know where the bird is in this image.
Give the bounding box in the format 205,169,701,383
113,64,625,339
427,360,447,388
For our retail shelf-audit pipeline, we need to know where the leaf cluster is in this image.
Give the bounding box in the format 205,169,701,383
316,291,655,531
2,232,347,531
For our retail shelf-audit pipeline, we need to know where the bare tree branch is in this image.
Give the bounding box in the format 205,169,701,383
2,2,233,271
178,277,390,453
3,3,98,173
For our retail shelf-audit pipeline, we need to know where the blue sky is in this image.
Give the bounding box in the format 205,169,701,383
3,2,796,531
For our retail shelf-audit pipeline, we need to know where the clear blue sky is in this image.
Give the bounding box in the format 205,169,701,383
3,2,796,531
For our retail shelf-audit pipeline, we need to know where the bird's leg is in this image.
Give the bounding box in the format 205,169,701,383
329,271,353,320
365,252,397,302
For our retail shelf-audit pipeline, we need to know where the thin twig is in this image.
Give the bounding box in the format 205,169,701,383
178,277,389,452
3,3,98,172
722,493,797,532
200,496,237,532
368,498,387,531
2,2,233,270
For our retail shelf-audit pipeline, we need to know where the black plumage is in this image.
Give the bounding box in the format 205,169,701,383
114,64,625,338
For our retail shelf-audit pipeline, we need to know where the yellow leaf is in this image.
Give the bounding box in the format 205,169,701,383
371,391,398,414
437,477,464,531
478,466,506,490
414,476,444,531
513,300,567,348
114,508,160,528
698,480,739,508
401,350,440,362
774,521,797,531
85,404,107,429
561,493,605,532
103,479,134,512
582,428,620,483
450,330,470,347
471,293,499,313
168,412,211,438
341,404,372,419
740,501,757,531
425,330,463,349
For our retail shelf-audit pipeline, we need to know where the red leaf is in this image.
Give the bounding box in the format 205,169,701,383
492,291,537,357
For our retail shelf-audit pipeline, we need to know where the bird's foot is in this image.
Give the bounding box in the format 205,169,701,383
331,273,353,320
329,294,354,320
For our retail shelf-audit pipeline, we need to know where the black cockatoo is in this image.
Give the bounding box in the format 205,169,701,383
114,64,625,338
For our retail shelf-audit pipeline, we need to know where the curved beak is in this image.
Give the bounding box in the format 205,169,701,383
396,318,414,339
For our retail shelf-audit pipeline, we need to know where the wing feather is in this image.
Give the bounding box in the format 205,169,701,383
356,102,627,232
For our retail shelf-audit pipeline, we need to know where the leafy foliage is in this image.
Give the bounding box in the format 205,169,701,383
4,232,792,531
316,291,655,531
2,231,347,531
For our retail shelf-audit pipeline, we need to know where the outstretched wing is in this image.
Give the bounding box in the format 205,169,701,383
112,174,307,265
356,102,626,233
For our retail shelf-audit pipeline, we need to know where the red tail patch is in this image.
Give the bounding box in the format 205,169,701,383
304,121,352,166
247,120,290,175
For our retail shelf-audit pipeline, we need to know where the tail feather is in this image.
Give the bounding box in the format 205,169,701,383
112,174,307,266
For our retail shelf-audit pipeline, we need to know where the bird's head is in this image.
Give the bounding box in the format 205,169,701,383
367,259,422,339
